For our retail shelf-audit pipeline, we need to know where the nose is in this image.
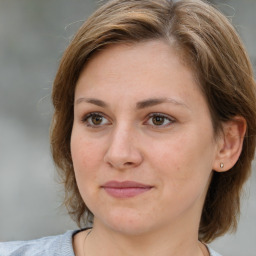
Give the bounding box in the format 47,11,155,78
104,126,143,170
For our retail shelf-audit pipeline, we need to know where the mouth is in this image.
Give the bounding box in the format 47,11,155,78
101,181,153,198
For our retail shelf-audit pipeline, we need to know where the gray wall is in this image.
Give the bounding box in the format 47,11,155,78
207,1,256,255
0,1,255,255
0,0,97,240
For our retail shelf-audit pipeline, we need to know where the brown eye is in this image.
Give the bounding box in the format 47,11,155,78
146,113,174,128
91,114,103,125
152,116,165,125
83,112,110,127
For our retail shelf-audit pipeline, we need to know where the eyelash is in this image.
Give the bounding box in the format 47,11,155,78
82,112,110,128
145,113,175,128
81,112,175,128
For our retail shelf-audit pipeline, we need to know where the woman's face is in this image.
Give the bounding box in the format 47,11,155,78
71,40,221,236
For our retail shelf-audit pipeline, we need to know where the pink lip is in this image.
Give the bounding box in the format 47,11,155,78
101,181,153,198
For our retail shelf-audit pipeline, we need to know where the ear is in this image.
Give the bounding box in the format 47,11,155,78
213,116,247,172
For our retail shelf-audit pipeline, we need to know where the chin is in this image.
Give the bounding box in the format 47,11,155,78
95,208,156,236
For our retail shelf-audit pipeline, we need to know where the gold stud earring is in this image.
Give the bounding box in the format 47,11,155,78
220,163,224,168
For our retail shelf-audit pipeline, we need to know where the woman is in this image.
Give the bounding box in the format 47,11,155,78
1,0,255,255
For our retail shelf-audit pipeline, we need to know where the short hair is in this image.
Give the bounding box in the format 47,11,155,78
51,0,256,242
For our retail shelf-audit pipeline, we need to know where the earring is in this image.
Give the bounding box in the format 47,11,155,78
220,163,224,168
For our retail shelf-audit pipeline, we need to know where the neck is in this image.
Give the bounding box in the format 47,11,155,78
76,189,209,256
84,219,204,256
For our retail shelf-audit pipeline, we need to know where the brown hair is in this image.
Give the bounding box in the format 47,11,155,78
51,0,256,242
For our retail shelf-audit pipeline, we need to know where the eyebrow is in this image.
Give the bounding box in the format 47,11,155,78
75,98,108,108
75,97,189,109
136,97,189,109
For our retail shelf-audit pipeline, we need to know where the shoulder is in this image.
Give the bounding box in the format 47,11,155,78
0,230,77,256
208,246,223,256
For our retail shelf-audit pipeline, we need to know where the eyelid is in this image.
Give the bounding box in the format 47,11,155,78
145,112,175,127
80,111,175,128
81,112,111,127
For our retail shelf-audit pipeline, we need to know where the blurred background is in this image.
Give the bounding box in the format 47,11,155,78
0,0,255,255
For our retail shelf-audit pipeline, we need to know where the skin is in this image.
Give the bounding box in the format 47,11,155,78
71,40,245,256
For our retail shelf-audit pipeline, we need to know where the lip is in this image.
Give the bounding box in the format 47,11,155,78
101,181,153,198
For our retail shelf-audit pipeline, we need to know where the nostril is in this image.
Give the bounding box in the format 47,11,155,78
103,145,143,169
124,162,134,166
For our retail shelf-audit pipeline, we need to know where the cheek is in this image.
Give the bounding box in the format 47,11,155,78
152,131,215,190
70,135,102,209
71,130,103,170
152,134,215,218
70,133,103,192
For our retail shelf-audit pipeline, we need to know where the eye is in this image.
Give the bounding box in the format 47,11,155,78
82,112,110,127
146,113,175,127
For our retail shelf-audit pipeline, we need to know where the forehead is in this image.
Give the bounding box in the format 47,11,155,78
77,40,198,91
75,40,210,120
77,40,201,97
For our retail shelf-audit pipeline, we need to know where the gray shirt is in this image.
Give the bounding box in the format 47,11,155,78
0,230,222,256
